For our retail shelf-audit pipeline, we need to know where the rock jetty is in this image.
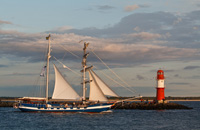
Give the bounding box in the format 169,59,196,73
111,102,192,110
0,101,14,107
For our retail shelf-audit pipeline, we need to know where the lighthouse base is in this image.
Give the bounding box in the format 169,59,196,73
157,100,168,104
156,88,165,101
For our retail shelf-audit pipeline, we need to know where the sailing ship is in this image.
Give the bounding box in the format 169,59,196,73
14,34,119,113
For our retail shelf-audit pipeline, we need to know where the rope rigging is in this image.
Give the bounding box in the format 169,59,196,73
92,65,136,94
53,56,82,77
91,49,137,94
29,40,49,98
53,41,138,95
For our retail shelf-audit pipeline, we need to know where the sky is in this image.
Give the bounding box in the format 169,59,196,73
0,0,200,97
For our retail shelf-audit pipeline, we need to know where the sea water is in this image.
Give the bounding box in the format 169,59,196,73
0,101,199,130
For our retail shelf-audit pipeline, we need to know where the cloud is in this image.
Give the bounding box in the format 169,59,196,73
150,69,175,73
51,26,73,32
197,3,200,7
4,72,37,76
187,75,200,79
50,12,177,39
48,10,199,47
173,17,182,25
139,4,150,8
0,64,8,68
136,75,145,80
0,28,199,66
184,66,200,70
124,32,162,40
0,20,12,25
164,70,175,72
1,10,200,66
173,74,178,77
0,31,91,62
168,82,190,85
86,5,115,12
193,26,198,30
97,5,115,10
124,4,139,12
133,26,141,32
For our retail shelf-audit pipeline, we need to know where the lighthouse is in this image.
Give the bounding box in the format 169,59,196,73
156,70,165,103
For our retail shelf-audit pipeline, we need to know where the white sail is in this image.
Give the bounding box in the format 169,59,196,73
52,64,80,100
89,71,108,102
90,70,119,97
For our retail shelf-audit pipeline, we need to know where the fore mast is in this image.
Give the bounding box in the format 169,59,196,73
46,34,51,103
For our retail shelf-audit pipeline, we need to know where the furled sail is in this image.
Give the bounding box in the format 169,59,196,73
89,71,108,102
52,64,80,100
90,70,119,97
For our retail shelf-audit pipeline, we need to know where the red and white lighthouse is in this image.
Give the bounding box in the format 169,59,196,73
156,70,165,103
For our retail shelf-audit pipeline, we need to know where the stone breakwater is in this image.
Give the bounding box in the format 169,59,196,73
0,101,14,107
111,102,193,110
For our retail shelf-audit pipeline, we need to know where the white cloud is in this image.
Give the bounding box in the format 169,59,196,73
1,10,200,65
124,32,162,40
0,27,199,65
173,17,182,25
51,26,73,32
97,5,115,10
133,26,141,32
193,26,198,30
0,20,12,25
124,4,139,12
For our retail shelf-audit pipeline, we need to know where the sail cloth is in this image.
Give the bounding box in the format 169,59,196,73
89,71,108,102
90,70,119,97
52,64,81,100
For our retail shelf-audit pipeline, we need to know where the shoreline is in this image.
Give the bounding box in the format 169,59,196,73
1,99,200,102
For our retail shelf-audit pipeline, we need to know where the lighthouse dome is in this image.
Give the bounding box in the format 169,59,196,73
157,70,164,79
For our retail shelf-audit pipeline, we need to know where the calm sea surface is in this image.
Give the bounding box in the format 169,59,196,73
0,101,199,130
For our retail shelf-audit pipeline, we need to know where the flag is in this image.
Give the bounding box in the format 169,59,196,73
40,66,46,77
46,34,50,40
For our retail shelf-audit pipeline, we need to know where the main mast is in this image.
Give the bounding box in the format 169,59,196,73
82,42,89,103
46,34,51,103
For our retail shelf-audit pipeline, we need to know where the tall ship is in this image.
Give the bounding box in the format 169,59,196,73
14,34,120,113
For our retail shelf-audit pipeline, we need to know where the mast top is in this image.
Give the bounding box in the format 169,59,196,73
83,42,89,50
46,34,51,40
